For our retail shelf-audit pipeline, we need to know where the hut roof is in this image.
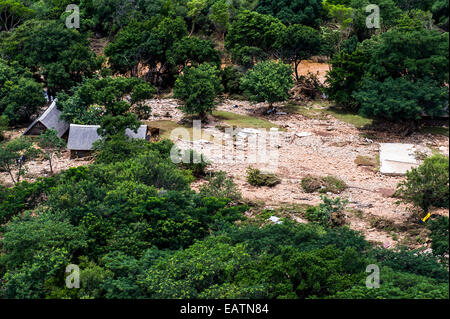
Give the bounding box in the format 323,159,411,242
67,124,147,151
23,100,69,138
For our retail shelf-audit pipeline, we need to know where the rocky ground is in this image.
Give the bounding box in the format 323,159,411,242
2,96,448,249
148,98,449,248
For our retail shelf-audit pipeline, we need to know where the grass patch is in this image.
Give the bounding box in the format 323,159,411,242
324,107,373,128
281,101,373,128
281,102,327,119
301,175,347,194
212,110,281,130
354,155,377,167
420,126,449,137
146,120,215,141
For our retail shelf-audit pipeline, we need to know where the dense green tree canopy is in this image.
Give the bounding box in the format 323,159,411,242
255,0,324,26
0,19,102,93
0,58,45,124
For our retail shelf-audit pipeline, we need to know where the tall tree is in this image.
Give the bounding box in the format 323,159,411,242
37,129,66,174
0,19,102,93
240,60,294,110
0,58,45,125
173,63,222,118
279,24,322,81
0,0,33,31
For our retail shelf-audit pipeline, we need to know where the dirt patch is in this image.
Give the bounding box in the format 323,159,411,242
296,60,330,84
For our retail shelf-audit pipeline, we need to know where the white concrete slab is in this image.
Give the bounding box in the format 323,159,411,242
379,143,420,175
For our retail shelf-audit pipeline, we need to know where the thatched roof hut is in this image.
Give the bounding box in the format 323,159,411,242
67,124,148,158
23,100,69,138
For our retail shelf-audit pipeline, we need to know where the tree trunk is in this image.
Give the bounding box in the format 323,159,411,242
48,152,53,174
8,170,16,185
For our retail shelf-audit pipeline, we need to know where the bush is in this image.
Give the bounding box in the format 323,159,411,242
221,66,244,95
301,175,347,194
0,178,57,225
427,216,449,262
305,196,348,228
0,115,8,141
246,167,281,187
200,171,242,202
396,154,449,212
179,149,210,177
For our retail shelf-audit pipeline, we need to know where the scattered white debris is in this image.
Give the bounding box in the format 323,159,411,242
295,132,313,138
276,112,287,115
268,216,283,224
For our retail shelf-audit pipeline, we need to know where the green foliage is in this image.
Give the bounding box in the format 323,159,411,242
279,24,322,81
1,0,450,300
178,149,210,177
104,17,187,85
255,0,324,26
37,129,66,173
331,266,449,299
93,135,151,164
167,36,221,70
0,58,45,125
200,171,242,202
326,28,449,120
0,177,56,225
368,247,449,282
0,137,40,184
221,66,244,95
355,77,448,120
1,211,88,270
324,49,367,111
57,76,154,131
173,63,222,117
427,216,449,262
0,19,102,93
240,60,293,107
0,0,34,32
141,237,252,298
432,0,449,30
208,0,231,39
305,196,348,228
246,167,281,187
225,10,284,67
396,154,449,212
0,115,8,141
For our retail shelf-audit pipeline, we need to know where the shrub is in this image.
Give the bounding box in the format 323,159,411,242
301,175,347,194
200,171,242,202
0,115,8,141
396,154,449,212
427,216,449,262
246,167,281,187
179,149,210,177
305,196,348,228
221,66,244,95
